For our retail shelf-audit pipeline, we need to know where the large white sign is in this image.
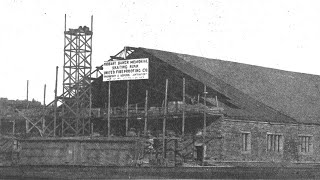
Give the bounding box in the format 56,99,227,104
103,58,149,81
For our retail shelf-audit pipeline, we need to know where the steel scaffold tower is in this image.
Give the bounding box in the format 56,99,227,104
60,15,93,136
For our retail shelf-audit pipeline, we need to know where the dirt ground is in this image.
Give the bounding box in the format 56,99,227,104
1,165,320,179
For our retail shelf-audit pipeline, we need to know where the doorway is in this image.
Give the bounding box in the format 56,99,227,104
195,145,204,161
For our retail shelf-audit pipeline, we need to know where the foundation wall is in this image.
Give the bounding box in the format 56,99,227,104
18,137,143,166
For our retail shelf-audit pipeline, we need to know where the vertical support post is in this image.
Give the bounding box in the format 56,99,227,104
54,66,58,137
107,80,111,137
25,80,30,132
197,94,200,104
25,123,28,134
91,15,93,33
103,102,107,136
76,32,80,136
203,85,207,138
88,15,93,136
13,120,15,135
174,139,178,167
61,14,66,137
89,92,92,136
43,84,46,106
164,139,167,160
182,78,185,136
124,47,128,136
27,80,29,102
42,84,46,134
144,90,148,136
163,79,168,160
91,123,94,135
215,95,219,107
126,81,129,136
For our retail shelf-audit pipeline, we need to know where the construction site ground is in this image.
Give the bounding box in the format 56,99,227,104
1,164,320,179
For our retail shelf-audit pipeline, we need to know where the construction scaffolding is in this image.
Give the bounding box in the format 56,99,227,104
60,15,93,136
17,15,94,137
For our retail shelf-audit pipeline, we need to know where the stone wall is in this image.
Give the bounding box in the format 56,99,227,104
18,137,143,166
205,119,320,164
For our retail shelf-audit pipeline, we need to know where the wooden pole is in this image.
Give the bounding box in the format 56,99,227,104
27,80,29,102
54,66,58,137
124,47,128,136
88,17,93,135
174,139,178,167
107,80,111,137
26,118,29,134
163,79,168,160
91,15,93,33
43,84,46,106
25,80,30,132
126,81,129,136
26,78,30,132
104,102,107,136
215,95,219,107
144,90,148,136
91,123,94,135
203,85,207,138
61,14,66,137
13,120,15,135
182,78,185,136
42,84,46,134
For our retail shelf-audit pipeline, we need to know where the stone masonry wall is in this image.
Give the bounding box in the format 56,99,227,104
205,119,320,163
18,138,143,166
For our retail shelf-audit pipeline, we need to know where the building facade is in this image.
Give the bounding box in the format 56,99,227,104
13,47,320,166
203,118,320,164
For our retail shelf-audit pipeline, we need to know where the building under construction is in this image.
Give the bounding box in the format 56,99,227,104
3,16,320,169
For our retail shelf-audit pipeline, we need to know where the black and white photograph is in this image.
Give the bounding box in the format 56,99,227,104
1,0,320,179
